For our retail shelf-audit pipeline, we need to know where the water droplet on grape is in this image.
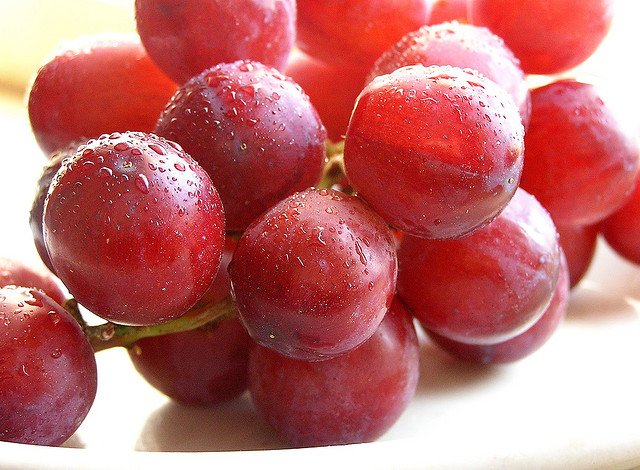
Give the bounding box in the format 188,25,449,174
174,162,186,171
48,311,61,325
135,174,150,194
51,349,62,359
148,143,167,156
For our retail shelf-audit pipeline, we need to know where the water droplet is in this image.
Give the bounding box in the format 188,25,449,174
174,162,186,171
51,349,62,359
148,143,166,156
48,311,61,325
114,142,130,152
355,241,368,265
135,174,150,194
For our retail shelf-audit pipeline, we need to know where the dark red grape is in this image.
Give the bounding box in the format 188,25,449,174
134,0,296,84
426,252,570,364
397,188,561,345
43,132,225,326
0,257,66,307
285,51,369,143
128,316,250,406
154,60,326,231
296,0,433,69
248,297,419,447
27,33,177,156
228,188,397,361
368,21,531,128
519,79,640,226
468,0,614,74
600,170,640,266
556,222,598,288
0,286,97,446
344,64,524,239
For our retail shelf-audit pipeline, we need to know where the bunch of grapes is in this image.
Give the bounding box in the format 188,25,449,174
2,0,638,451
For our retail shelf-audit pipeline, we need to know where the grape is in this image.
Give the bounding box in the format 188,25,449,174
429,0,470,24
27,33,177,156
0,257,67,307
368,21,531,128
285,51,370,143
134,0,296,84
248,297,419,447
0,286,97,446
29,143,80,274
344,64,524,239
43,132,225,326
128,236,249,405
556,222,599,288
397,188,561,345
426,252,570,364
128,317,250,406
296,0,433,69
600,171,640,266
154,60,327,231
467,0,615,75
519,79,640,226
228,188,398,361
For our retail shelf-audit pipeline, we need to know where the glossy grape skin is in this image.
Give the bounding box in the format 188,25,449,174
248,297,419,447
368,22,531,128
0,286,97,446
344,65,524,240
556,222,598,288
600,171,640,266
426,253,570,364
519,79,640,227
468,0,614,75
0,258,66,307
228,188,398,361
285,51,369,143
43,132,225,326
397,188,561,345
134,0,296,84
296,0,433,69
155,60,327,231
128,317,250,406
429,0,470,24
27,34,177,156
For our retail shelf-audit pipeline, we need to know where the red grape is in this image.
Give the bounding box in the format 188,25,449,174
0,257,66,307
600,170,640,266
344,64,524,239
519,79,640,226
397,188,561,345
285,51,370,143
368,21,531,128
0,286,97,446
556,222,599,288
43,132,225,326
296,0,433,69
427,252,570,364
128,316,251,406
154,60,327,231
248,297,419,447
228,188,397,361
27,33,177,156
467,0,615,74
134,0,296,84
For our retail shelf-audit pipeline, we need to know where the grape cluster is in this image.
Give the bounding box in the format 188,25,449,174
2,0,638,451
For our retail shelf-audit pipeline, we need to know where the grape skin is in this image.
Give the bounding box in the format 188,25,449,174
248,297,420,447
519,79,640,226
229,188,398,361
426,252,570,364
397,188,561,345
0,286,97,446
0,257,66,307
155,60,327,231
27,34,177,156
43,132,225,326
344,64,524,240
135,0,296,84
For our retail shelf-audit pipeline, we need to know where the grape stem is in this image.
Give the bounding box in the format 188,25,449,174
317,140,347,190
64,296,237,353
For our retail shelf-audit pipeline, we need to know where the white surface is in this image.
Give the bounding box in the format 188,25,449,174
1,0,640,469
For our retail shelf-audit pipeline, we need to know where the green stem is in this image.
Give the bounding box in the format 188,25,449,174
318,140,347,190
74,295,237,353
